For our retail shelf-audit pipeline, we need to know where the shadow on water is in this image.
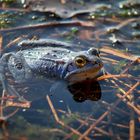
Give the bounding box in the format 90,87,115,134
68,80,101,102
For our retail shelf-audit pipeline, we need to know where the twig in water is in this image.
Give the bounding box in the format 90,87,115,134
99,100,129,116
0,108,19,121
0,20,95,32
127,102,140,116
94,18,140,40
97,74,138,81
6,36,25,48
121,57,140,74
0,7,29,12
0,90,19,121
6,100,30,108
116,94,140,116
100,46,138,62
107,109,114,139
129,94,135,140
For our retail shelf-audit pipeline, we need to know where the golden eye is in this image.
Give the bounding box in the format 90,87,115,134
75,56,86,68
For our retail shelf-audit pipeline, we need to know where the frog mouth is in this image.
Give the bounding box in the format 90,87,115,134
64,63,103,83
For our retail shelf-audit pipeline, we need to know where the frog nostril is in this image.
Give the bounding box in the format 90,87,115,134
95,61,98,64
93,61,98,65
93,60,103,67
15,63,23,70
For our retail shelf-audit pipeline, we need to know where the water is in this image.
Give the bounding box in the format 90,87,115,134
0,0,140,140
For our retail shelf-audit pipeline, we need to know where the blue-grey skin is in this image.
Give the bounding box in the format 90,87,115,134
0,39,103,102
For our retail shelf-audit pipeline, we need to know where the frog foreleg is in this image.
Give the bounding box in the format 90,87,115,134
49,81,67,95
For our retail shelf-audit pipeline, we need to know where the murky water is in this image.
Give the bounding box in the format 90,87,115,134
0,0,140,140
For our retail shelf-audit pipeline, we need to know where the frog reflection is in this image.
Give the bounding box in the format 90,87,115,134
67,80,101,102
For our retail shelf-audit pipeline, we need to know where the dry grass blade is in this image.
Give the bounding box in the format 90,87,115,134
0,90,19,121
88,116,130,129
46,95,91,140
78,111,109,140
6,36,25,48
107,108,114,138
0,92,19,121
99,100,129,116
116,93,140,116
6,100,31,108
97,74,138,81
101,56,119,64
46,95,59,122
0,108,19,121
0,7,29,12
121,58,140,74
115,18,140,30
127,102,140,116
94,18,140,40
129,97,135,140
100,46,138,61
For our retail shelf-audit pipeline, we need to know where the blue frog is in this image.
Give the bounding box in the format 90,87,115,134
0,39,103,104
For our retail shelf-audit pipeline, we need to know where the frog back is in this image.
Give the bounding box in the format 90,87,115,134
19,47,74,78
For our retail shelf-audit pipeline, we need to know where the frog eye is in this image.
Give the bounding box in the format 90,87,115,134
15,62,23,70
75,56,87,68
88,48,100,57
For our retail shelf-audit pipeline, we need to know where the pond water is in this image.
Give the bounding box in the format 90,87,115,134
0,0,140,140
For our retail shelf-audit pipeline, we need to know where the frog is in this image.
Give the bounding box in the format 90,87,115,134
0,39,103,104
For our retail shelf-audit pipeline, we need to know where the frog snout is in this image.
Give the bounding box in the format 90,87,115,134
99,62,103,67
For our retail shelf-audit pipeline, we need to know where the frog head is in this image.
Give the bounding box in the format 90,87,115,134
63,48,103,83
7,53,33,83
